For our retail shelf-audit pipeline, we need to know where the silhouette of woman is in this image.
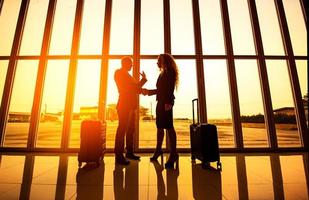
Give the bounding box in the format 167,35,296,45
142,53,179,168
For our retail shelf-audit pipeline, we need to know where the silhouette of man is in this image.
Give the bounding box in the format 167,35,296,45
114,56,147,165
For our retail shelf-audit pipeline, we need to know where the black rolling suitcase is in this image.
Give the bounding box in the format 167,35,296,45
78,120,106,168
190,98,222,170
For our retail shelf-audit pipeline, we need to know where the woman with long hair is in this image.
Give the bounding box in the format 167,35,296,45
142,53,179,168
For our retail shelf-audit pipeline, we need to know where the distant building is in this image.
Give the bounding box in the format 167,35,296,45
80,106,98,120
40,112,63,122
8,112,31,122
273,107,295,116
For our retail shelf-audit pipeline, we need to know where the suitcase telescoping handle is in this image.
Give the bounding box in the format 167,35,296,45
192,98,199,125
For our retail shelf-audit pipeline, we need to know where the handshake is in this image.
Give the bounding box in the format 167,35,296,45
141,88,149,96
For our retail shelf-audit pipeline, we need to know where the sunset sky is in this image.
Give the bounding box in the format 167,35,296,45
0,0,307,119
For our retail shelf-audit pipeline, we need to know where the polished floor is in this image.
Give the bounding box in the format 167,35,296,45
0,152,308,200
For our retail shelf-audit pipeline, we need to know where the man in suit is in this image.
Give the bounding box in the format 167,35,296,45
114,56,147,165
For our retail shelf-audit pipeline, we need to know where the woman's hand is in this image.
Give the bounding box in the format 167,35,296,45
164,104,173,111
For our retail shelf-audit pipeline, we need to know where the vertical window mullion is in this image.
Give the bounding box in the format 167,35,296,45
61,0,84,151
28,0,57,149
220,0,243,149
133,0,141,150
274,0,308,148
299,0,307,29
0,0,30,147
98,0,112,122
163,0,171,54
247,0,277,149
192,0,207,123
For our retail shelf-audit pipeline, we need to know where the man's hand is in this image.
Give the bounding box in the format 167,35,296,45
140,71,147,80
141,88,149,96
165,104,173,111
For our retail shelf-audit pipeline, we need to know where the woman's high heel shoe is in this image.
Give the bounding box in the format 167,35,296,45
150,149,164,161
165,153,179,169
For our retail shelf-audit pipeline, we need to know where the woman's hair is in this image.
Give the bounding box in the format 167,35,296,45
158,53,179,89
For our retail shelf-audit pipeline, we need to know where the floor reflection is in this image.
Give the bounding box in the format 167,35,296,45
113,160,138,200
76,162,105,200
0,153,307,200
192,163,222,200
151,160,179,200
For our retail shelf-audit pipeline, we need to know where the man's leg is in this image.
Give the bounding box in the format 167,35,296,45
125,110,140,160
115,109,130,164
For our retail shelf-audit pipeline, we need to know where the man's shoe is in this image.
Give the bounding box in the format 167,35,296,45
125,153,141,160
115,155,130,165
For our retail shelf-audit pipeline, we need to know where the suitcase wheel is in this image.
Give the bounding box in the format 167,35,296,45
191,155,196,163
217,162,222,171
78,162,82,168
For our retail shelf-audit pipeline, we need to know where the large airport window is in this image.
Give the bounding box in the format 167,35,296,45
266,60,301,147
4,60,39,147
199,0,225,55
0,60,9,102
49,0,77,55
0,0,21,55
235,60,268,147
204,59,234,148
36,60,69,148
256,0,285,55
227,0,256,55
19,0,49,56
282,0,307,56
170,0,195,55
69,60,101,148
105,60,122,148
79,0,106,55
140,0,164,55
109,0,134,55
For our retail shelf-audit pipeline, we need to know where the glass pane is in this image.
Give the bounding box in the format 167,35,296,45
280,155,309,199
174,60,197,148
256,0,285,55
170,0,195,55
295,60,308,126
283,0,307,56
140,0,164,55
235,60,268,147
266,60,301,147
105,59,133,148
30,156,59,199
0,155,25,200
246,156,274,199
79,0,106,55
204,60,234,147
109,0,134,55
19,0,49,55
36,60,69,148
49,0,77,55
0,60,9,101
0,0,22,55
5,60,39,147
227,0,256,55
69,60,101,148
139,60,166,148
199,0,225,55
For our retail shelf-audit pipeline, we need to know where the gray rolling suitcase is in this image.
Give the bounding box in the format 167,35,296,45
190,98,222,170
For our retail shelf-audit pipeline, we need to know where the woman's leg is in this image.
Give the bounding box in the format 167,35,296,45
156,128,165,151
167,128,177,155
